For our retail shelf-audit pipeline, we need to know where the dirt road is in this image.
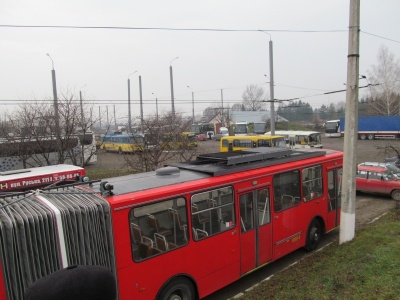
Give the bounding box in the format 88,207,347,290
87,136,397,228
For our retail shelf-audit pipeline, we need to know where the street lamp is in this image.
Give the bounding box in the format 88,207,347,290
128,71,137,132
46,53,60,135
187,85,195,124
260,31,275,135
152,92,159,121
170,57,179,120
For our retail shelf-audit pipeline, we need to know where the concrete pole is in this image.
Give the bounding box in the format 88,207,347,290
339,0,360,244
79,90,84,128
221,89,224,127
139,75,143,133
128,78,131,132
113,105,117,129
99,106,101,130
269,40,275,135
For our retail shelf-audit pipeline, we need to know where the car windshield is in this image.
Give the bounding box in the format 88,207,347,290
386,164,400,174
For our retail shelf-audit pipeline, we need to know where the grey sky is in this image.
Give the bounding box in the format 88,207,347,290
1,0,399,123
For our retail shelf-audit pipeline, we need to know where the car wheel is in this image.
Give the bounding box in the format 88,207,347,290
391,190,400,201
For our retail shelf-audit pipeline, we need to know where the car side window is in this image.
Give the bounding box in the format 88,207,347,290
357,170,367,178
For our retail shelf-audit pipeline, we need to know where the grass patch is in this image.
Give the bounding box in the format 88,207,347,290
240,210,400,300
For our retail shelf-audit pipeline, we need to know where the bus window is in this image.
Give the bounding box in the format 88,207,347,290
130,197,188,261
302,166,323,201
240,193,254,232
257,189,270,226
191,187,235,240
273,170,301,212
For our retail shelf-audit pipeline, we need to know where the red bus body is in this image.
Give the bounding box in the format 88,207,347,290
0,148,342,299
0,164,85,193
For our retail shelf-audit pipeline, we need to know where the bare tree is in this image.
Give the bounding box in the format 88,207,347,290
367,45,400,116
241,84,268,111
122,111,198,172
0,91,98,171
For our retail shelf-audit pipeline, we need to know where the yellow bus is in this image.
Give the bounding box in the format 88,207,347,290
161,131,198,149
265,130,323,149
101,133,147,153
220,135,286,152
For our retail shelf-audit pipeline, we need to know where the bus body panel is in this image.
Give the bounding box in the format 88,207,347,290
0,148,343,300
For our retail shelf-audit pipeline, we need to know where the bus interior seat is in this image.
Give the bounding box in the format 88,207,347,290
131,223,153,247
168,209,187,242
281,195,294,208
192,204,211,230
147,214,172,236
192,227,208,240
155,233,177,251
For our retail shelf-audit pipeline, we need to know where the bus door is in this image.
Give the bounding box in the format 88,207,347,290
239,188,272,275
327,168,342,228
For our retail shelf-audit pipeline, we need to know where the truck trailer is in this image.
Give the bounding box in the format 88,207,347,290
339,115,400,140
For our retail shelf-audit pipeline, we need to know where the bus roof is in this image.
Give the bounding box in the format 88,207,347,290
90,147,341,197
0,164,85,193
265,130,321,136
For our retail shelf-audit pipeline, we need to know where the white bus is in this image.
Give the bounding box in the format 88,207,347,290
325,119,341,137
265,130,323,149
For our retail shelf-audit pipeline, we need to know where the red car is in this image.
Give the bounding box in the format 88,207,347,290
356,164,400,201
196,133,207,141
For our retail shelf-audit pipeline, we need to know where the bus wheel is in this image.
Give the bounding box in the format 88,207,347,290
158,278,196,300
305,219,322,252
359,134,366,140
367,134,374,140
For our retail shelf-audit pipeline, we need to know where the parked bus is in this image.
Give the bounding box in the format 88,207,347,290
101,133,147,153
0,147,343,299
234,122,267,136
325,120,341,137
161,132,198,149
266,130,323,149
220,135,286,152
0,164,86,194
0,133,97,172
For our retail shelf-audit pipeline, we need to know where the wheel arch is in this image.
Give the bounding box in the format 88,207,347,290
156,274,199,300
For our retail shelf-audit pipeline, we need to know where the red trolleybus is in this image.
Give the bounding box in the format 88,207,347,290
0,164,85,194
0,147,342,300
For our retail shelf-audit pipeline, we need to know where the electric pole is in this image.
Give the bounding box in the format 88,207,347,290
340,0,360,244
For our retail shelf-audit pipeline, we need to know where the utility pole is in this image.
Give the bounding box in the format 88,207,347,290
139,75,143,133
221,89,224,127
340,0,360,244
268,39,275,135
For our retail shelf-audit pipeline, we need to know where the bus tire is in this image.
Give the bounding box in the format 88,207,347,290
157,277,196,300
359,134,367,140
367,134,374,140
305,219,322,252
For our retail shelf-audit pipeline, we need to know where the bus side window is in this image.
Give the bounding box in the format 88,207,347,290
302,166,323,201
273,170,301,212
129,197,188,261
191,187,235,240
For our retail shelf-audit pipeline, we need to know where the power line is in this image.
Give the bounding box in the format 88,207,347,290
0,24,347,34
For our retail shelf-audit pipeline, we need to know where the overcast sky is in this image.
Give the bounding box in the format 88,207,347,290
1,0,399,124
